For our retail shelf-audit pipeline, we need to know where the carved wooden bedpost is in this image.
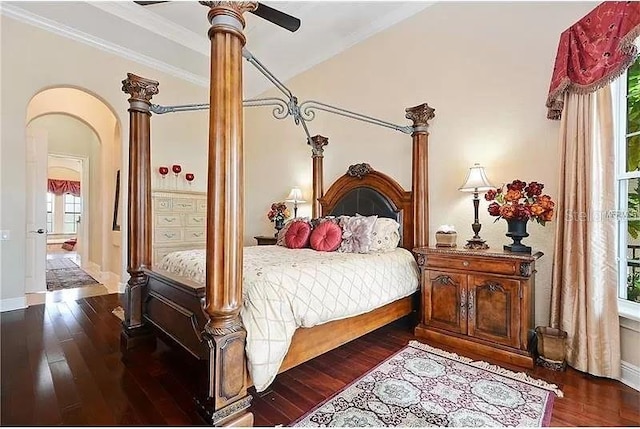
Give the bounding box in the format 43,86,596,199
197,1,256,426
120,73,159,349
310,135,328,218
406,103,435,248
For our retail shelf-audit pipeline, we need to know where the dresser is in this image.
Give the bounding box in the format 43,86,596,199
152,190,207,265
413,247,543,368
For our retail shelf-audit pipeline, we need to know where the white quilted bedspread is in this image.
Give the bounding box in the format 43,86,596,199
158,245,419,391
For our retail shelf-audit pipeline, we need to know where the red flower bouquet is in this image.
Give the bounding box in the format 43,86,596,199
267,202,290,223
485,180,555,225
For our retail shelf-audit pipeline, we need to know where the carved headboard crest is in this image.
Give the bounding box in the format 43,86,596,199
346,163,373,179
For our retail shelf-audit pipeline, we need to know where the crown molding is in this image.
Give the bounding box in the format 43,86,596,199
88,1,210,56
0,3,208,88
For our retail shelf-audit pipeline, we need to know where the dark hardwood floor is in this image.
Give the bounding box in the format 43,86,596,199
1,293,638,426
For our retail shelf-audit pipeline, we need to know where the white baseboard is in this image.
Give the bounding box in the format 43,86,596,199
621,360,640,392
1,296,27,312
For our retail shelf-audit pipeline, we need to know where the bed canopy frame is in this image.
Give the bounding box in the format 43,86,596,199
120,2,434,426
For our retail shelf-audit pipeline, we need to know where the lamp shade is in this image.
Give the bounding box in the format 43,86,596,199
285,187,305,203
458,163,494,192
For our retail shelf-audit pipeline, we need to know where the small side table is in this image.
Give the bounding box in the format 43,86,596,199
254,235,277,246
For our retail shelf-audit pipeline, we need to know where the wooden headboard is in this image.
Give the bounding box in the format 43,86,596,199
318,163,413,250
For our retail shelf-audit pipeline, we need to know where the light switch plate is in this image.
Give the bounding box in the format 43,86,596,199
0,230,10,241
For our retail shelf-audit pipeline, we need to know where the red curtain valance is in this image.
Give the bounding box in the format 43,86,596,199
546,1,640,119
48,179,80,197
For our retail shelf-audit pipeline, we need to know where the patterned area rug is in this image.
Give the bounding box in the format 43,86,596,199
294,341,562,427
46,258,100,291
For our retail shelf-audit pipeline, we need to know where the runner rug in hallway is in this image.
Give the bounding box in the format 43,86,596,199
293,341,562,427
46,258,99,291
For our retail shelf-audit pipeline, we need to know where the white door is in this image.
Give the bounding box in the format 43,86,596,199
25,130,48,293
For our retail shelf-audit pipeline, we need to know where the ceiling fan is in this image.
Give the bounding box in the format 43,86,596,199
134,1,301,32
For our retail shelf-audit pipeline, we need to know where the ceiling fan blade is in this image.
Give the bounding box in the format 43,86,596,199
134,1,169,5
135,1,301,33
250,3,301,32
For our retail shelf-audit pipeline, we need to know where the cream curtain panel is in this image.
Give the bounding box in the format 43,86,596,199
550,87,621,379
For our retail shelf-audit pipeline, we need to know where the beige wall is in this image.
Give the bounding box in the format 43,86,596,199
0,16,208,301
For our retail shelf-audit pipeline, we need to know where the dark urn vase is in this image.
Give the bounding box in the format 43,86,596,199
504,219,531,253
274,217,285,237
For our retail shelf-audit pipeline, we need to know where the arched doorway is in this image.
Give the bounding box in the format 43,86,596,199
25,87,122,297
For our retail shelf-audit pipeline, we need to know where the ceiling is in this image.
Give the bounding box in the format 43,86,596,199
2,1,434,98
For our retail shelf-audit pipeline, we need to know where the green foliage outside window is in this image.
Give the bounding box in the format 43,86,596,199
628,58,640,172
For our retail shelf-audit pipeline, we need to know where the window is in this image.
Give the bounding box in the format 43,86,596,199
63,193,81,234
616,57,640,307
46,192,54,233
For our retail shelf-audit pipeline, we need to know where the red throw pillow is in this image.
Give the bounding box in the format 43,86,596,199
284,220,312,249
310,221,342,252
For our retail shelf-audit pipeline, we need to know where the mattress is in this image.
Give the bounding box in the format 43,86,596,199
158,245,419,391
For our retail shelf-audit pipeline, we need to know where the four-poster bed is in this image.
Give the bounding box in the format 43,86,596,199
121,2,434,426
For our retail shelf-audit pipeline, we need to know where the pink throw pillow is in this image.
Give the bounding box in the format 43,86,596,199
284,220,312,249
310,221,342,252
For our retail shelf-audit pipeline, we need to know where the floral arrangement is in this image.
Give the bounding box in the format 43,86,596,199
485,180,555,225
267,202,290,223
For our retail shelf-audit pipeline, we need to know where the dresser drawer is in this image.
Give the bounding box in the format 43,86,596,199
196,199,207,213
156,214,182,227
184,228,206,242
154,197,172,212
427,255,518,276
185,215,206,227
155,228,183,243
172,198,195,212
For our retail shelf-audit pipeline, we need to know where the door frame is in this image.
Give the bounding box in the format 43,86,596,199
47,152,90,268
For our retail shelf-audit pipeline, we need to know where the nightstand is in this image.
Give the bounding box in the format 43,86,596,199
413,246,543,368
254,235,277,246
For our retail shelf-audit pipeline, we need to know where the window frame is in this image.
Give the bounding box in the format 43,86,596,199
614,58,640,320
62,193,81,234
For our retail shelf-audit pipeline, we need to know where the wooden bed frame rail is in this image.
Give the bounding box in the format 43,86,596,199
121,2,435,426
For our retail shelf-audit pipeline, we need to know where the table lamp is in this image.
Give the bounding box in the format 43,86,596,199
285,187,305,218
458,163,494,249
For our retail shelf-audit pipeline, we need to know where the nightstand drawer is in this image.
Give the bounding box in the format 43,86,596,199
196,199,207,213
155,229,183,243
427,255,518,276
156,214,181,227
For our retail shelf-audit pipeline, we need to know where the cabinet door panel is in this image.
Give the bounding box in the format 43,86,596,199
468,275,520,348
423,270,467,334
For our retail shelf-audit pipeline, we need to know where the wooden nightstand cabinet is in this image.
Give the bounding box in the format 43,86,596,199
254,235,277,246
413,247,543,368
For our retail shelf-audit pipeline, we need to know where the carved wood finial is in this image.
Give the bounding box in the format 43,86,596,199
347,163,373,179
121,73,159,103
199,1,257,14
310,135,329,157
405,103,435,128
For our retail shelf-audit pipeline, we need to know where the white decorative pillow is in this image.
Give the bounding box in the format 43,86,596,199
339,215,377,253
276,217,310,246
370,217,401,252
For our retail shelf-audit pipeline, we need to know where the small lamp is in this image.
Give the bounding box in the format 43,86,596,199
458,163,494,250
285,187,305,218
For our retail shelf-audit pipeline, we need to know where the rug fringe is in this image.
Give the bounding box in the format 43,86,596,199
408,340,564,398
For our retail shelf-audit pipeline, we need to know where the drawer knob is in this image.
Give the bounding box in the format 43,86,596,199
462,261,469,267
